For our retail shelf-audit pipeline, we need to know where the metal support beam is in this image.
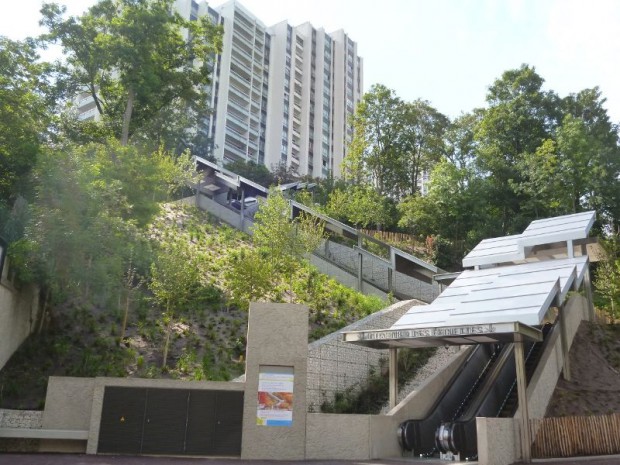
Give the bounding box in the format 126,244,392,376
515,339,531,464
558,303,571,381
389,347,398,410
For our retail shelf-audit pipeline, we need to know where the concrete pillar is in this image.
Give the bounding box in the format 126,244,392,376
389,347,398,410
515,339,531,464
241,303,309,460
558,303,571,381
583,264,595,322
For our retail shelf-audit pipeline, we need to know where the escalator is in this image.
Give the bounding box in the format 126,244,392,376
398,322,554,459
398,343,504,456
435,322,554,459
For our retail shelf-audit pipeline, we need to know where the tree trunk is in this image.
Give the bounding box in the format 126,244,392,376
121,87,135,146
120,289,130,343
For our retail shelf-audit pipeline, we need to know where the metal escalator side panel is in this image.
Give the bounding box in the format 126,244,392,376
458,343,516,421
396,344,497,454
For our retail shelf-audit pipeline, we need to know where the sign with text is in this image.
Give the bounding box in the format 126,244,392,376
357,323,498,341
257,366,294,426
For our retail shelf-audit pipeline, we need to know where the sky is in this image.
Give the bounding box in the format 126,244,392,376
2,0,620,123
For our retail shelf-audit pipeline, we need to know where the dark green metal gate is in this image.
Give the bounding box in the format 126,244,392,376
98,387,243,456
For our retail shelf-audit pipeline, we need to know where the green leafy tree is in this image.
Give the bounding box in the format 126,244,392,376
10,141,193,327
223,159,275,187
224,248,273,310
149,236,202,367
325,185,395,230
40,0,223,147
392,99,449,199
474,64,561,233
595,236,620,319
252,189,325,296
0,37,52,205
343,84,403,194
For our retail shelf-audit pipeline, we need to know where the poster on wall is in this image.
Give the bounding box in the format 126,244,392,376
257,366,294,426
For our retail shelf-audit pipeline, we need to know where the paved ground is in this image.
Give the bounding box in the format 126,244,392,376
1,454,620,465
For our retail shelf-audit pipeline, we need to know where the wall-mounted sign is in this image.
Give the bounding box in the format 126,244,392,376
257,366,294,426
357,324,498,341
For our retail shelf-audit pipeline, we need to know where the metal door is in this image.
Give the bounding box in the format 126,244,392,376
98,387,146,454
141,388,189,455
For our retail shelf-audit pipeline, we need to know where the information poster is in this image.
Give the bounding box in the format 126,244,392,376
257,366,294,426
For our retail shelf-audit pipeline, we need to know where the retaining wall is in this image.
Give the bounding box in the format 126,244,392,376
0,259,40,371
306,300,421,411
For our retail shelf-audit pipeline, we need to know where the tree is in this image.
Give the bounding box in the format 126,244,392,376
10,141,193,321
224,247,273,310
0,37,52,205
252,189,325,295
40,0,223,148
392,99,449,199
343,85,448,201
595,235,620,319
325,185,395,230
149,235,201,367
343,84,403,194
474,64,561,233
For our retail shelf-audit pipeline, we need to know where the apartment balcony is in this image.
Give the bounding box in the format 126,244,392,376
226,117,247,136
78,107,98,121
231,49,252,69
233,22,254,44
230,63,252,85
78,94,95,107
225,133,248,154
229,80,251,100
232,35,254,58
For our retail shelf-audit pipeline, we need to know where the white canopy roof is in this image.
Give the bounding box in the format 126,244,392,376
462,211,595,268
343,211,595,349
390,256,587,330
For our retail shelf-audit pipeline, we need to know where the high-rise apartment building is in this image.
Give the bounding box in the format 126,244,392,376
77,0,363,179
205,0,363,178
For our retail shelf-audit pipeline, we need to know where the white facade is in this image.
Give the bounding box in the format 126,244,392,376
207,0,363,178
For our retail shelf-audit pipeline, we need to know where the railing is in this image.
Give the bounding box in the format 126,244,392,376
530,413,620,458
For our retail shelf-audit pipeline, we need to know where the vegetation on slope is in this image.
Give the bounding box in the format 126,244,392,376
0,201,385,410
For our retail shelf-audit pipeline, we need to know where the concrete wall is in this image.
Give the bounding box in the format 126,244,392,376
306,413,371,460
194,194,252,233
41,377,95,452
0,409,43,452
315,239,440,303
309,252,388,300
241,303,309,460
0,259,40,371
477,417,519,465
306,300,418,410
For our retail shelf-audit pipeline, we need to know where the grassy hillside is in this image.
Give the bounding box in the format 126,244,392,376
0,203,386,409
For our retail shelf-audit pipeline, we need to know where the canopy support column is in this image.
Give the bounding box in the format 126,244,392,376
583,264,595,322
389,347,398,410
515,337,531,464
559,303,571,381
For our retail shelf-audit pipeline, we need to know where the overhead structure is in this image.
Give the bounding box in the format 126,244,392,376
343,211,597,463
